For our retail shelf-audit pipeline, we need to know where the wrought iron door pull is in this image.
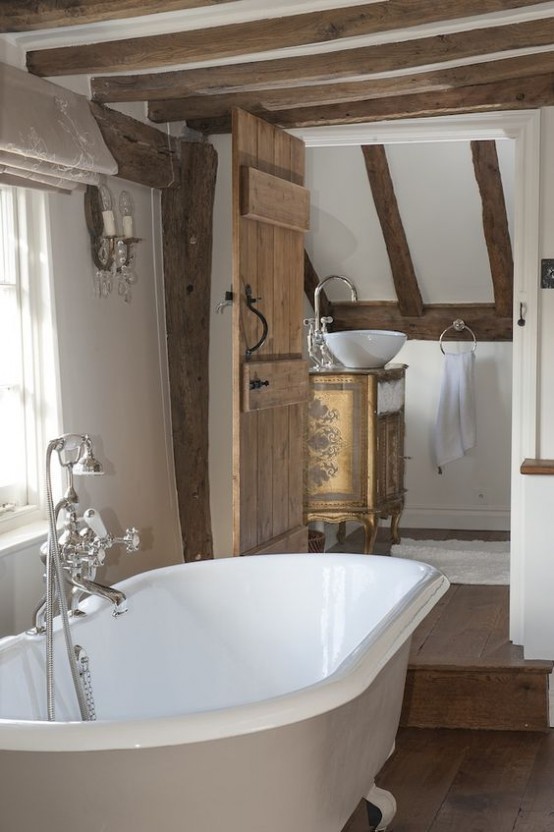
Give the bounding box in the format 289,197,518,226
244,284,269,359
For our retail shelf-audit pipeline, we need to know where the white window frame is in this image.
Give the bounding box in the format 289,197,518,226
0,185,60,534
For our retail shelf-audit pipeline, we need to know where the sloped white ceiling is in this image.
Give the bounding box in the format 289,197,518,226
304,139,515,305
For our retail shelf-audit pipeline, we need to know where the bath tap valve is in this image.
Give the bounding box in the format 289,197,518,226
115,527,141,553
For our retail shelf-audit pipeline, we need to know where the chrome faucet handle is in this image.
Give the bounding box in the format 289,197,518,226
111,527,140,553
320,315,333,333
83,508,108,538
124,527,140,552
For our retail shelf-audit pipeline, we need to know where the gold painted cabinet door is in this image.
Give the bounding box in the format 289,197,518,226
232,109,309,556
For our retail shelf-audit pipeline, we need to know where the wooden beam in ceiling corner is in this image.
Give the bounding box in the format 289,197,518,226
89,102,177,189
0,1,237,32
197,73,554,133
471,141,514,318
92,17,554,99
146,51,554,124
29,3,554,77
361,145,423,318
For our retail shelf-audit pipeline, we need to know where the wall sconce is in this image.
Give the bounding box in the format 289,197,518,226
84,184,140,302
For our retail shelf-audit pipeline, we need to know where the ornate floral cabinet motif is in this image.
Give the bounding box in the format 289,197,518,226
304,365,407,554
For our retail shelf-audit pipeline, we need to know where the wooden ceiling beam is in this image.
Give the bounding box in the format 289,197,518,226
361,145,423,318
0,1,236,32
331,302,512,341
91,17,554,101
28,2,554,77
471,141,514,318
186,73,554,133
147,51,554,123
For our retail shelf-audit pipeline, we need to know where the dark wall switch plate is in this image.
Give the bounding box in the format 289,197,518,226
541,259,554,288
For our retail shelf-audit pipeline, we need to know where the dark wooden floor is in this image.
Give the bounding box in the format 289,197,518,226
333,526,554,831
343,727,554,832
329,525,510,556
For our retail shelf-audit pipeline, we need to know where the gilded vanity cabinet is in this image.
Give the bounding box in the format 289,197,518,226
304,365,406,554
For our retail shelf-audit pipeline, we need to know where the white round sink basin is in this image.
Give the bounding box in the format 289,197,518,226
324,329,407,369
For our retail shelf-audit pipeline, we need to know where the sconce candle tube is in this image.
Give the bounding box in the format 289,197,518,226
102,209,116,236
122,215,133,238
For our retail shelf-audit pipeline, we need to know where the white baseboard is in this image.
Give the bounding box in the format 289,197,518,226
400,504,510,531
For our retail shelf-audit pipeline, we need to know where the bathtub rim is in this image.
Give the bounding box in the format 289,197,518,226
0,553,449,752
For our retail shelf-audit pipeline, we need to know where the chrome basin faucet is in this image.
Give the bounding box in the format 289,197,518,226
304,274,358,369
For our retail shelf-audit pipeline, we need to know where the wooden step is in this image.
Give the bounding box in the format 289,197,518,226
400,584,553,732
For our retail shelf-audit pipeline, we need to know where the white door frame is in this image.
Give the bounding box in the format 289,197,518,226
292,111,541,646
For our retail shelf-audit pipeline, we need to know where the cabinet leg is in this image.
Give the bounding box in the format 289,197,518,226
363,516,378,554
337,521,346,544
390,510,402,545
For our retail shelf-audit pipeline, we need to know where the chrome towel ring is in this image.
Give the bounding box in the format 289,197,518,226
439,319,477,354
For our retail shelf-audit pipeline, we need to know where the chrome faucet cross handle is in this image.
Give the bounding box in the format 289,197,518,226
119,528,140,552
83,509,140,556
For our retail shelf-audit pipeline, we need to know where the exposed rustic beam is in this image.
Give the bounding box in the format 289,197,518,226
161,140,217,562
0,0,235,32
187,73,554,133
28,2,554,77
89,102,177,188
148,51,554,123
331,302,512,341
304,250,330,317
471,141,514,318
361,145,423,318
91,17,554,101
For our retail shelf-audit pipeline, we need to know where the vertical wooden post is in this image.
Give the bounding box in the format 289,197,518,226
162,140,218,561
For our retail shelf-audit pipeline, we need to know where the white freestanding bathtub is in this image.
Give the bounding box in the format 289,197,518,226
0,553,448,832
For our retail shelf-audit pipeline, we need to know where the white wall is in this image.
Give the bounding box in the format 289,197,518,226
521,106,554,657
0,178,182,636
398,340,512,530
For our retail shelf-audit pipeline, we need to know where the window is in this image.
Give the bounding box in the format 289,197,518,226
0,186,59,532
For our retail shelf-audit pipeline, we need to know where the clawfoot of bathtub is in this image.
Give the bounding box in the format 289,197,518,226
364,783,397,831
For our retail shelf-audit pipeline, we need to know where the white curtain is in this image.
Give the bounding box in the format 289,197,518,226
0,62,117,193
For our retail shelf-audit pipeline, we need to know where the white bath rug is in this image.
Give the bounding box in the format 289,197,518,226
390,539,510,585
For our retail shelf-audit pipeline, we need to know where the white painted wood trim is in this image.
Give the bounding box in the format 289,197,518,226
509,110,541,645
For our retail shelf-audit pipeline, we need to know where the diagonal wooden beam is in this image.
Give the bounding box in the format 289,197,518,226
91,17,554,101
471,141,513,318
89,102,178,188
186,73,554,133
0,0,236,32
304,250,331,317
148,51,554,123
331,301,512,341
361,146,423,318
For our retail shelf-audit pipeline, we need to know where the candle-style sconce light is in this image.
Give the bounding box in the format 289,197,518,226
84,183,140,302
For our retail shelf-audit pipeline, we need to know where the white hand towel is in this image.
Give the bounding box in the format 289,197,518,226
434,351,476,470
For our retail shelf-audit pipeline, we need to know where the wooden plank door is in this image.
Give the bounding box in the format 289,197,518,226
232,109,309,556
